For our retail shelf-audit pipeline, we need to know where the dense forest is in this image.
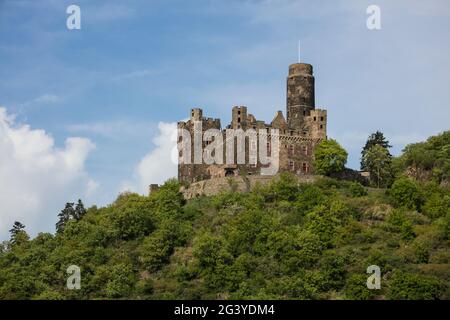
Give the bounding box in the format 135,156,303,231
0,131,449,300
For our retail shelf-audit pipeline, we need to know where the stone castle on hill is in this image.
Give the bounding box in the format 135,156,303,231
177,62,328,184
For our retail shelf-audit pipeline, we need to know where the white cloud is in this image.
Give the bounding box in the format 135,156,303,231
121,122,178,194
0,107,97,239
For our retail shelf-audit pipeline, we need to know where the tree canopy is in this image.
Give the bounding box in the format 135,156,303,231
314,139,348,176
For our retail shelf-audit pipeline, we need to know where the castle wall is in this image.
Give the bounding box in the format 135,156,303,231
180,174,317,199
176,62,328,185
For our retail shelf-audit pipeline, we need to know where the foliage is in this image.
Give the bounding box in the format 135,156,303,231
387,273,444,300
314,139,348,176
361,131,392,171
389,177,423,210
394,131,450,183
348,182,368,197
9,221,28,245
0,133,449,300
363,144,393,188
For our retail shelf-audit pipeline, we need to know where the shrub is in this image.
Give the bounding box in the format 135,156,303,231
344,274,377,300
349,182,368,197
389,177,423,210
387,273,444,300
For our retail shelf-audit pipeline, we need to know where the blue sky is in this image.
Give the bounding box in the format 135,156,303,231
0,0,449,238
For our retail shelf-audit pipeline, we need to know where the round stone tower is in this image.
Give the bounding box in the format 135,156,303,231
286,63,315,129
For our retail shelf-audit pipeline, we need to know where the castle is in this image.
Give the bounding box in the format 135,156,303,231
177,62,327,184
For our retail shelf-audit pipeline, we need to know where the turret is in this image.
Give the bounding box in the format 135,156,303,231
286,63,315,129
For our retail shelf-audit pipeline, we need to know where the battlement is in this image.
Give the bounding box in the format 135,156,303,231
173,62,329,184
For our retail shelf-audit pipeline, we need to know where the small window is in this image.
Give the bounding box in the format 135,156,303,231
303,110,306,116
303,145,308,155
320,125,323,129
290,145,294,156
237,117,241,123
320,116,324,121
302,162,308,173
290,161,295,171
238,110,241,115
314,116,317,121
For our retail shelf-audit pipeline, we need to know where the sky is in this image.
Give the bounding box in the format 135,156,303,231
0,0,449,239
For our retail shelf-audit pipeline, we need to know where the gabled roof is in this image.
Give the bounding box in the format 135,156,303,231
271,111,287,129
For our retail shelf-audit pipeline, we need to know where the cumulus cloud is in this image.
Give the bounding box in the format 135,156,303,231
122,122,178,194
0,107,96,239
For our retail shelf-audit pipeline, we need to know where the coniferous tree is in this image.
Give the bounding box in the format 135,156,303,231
56,202,75,233
74,199,87,221
361,131,392,170
9,221,28,245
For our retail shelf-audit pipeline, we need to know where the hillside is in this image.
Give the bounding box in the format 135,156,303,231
0,132,449,300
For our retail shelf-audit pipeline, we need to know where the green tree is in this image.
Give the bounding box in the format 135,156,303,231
104,264,135,298
389,177,423,210
111,193,154,240
139,231,171,272
361,131,392,170
345,274,377,300
363,144,393,188
56,202,75,233
9,221,29,245
394,131,450,182
387,273,444,300
74,199,87,220
314,139,348,176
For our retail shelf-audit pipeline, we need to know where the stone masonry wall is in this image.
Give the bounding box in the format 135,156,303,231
180,174,317,199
